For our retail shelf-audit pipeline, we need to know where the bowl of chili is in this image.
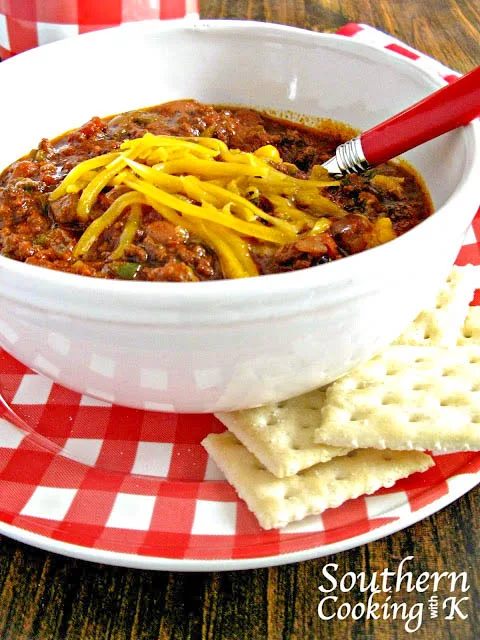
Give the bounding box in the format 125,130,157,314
0,20,478,412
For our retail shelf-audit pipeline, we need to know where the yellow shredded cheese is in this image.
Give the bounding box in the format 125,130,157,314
50,133,348,278
109,202,142,260
49,152,120,200
73,192,146,258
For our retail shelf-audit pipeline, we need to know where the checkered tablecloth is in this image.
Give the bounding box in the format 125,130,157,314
0,0,198,59
0,22,479,568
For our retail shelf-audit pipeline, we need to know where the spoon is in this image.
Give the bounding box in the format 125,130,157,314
322,65,480,178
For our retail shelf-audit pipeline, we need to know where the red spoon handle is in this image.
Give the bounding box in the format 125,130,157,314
361,65,480,167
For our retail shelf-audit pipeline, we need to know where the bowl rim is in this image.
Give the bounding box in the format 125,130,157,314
1,19,479,320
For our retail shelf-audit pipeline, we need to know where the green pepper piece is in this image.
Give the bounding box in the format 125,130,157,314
114,262,141,280
33,233,49,247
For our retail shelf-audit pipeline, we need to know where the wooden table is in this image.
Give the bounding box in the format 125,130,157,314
1,2,479,639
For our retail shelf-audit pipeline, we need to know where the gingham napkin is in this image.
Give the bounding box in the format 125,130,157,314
337,23,460,82
0,0,199,59
0,23,478,567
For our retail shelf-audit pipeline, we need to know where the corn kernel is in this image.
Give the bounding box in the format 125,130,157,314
254,145,282,163
310,217,331,234
374,217,396,244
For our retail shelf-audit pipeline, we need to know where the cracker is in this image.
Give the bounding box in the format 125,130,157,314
393,266,475,347
458,305,480,346
214,390,350,478
202,431,433,530
315,345,480,452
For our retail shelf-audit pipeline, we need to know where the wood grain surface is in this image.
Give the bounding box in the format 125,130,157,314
1,2,479,639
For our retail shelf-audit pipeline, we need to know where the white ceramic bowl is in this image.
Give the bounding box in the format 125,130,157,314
0,20,479,413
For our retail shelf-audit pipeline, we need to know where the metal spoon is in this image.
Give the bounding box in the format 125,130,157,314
322,65,480,178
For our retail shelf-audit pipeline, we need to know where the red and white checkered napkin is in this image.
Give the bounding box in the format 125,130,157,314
0,0,198,59
0,24,479,568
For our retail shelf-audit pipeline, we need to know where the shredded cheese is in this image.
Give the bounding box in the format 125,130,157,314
50,134,347,278
73,192,147,258
109,202,142,261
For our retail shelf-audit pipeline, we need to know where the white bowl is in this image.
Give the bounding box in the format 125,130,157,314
0,20,479,413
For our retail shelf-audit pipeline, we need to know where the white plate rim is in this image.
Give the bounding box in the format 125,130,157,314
0,463,478,571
